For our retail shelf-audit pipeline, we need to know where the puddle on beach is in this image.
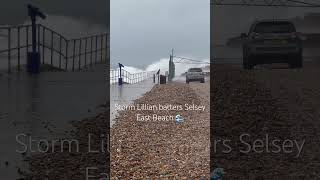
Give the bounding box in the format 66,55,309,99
0,65,107,179
110,79,155,126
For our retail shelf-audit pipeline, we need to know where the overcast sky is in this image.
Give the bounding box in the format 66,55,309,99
0,0,108,25
212,5,320,44
111,0,210,68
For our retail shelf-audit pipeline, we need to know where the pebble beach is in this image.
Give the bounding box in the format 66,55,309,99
111,82,210,179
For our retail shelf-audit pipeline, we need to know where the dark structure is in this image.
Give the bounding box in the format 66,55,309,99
156,69,160,84
160,75,167,84
118,63,124,85
168,49,175,82
168,55,175,82
27,4,46,74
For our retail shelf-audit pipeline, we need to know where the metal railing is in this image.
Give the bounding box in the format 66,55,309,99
0,24,108,73
110,69,155,84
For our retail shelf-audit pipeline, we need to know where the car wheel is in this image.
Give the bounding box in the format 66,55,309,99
200,79,205,83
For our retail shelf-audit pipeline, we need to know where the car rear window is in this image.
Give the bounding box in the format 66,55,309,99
253,22,296,33
188,68,202,72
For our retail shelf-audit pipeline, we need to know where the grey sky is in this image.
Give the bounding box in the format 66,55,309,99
111,0,210,67
212,5,320,44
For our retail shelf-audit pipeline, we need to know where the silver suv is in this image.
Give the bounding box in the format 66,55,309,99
242,20,303,69
186,68,205,83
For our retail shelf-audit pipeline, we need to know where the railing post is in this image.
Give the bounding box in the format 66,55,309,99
118,63,124,85
95,35,98,64
37,24,40,58
59,36,62,69
84,37,87,67
51,31,53,66
100,35,103,63
26,26,29,55
90,36,93,66
79,38,82,70
65,41,68,70
8,28,11,73
42,27,45,64
31,20,36,54
17,27,21,71
72,39,76,71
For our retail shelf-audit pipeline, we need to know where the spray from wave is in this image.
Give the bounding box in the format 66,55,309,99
30,15,106,37
121,57,210,75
